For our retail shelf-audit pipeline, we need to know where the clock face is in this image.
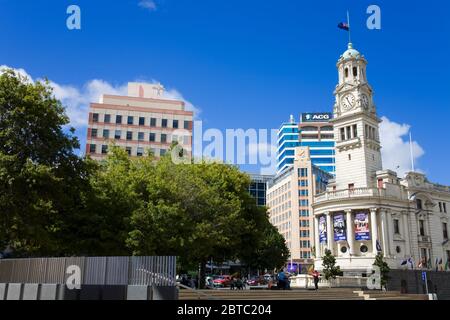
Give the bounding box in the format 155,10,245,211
298,149,306,158
361,94,370,109
341,94,356,111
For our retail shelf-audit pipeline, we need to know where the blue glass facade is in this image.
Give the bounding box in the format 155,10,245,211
277,117,300,174
277,114,336,176
299,113,335,175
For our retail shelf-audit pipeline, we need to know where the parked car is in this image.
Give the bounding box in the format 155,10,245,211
213,275,232,287
246,276,266,286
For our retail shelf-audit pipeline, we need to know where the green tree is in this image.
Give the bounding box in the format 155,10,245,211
322,249,341,280
0,69,93,256
240,218,289,272
373,253,390,290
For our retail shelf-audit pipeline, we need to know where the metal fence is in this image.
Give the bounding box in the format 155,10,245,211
0,256,176,286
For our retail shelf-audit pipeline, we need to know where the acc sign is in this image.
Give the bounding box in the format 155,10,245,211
302,113,332,123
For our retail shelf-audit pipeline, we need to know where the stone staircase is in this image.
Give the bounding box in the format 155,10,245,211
356,291,429,300
179,288,429,300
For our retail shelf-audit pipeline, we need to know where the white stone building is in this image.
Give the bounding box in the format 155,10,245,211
312,43,450,276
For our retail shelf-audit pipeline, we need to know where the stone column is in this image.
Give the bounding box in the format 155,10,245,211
346,210,354,255
370,208,379,256
326,212,333,253
314,215,321,258
403,213,411,256
380,210,389,256
386,210,395,257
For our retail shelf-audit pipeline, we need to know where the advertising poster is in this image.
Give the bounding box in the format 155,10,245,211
333,214,346,241
354,212,371,241
319,216,327,243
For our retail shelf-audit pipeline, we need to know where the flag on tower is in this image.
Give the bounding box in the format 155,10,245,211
338,22,350,31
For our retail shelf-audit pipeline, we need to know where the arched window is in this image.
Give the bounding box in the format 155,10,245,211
353,67,358,77
345,68,349,78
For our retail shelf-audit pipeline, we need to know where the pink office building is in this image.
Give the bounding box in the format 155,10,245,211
86,82,193,160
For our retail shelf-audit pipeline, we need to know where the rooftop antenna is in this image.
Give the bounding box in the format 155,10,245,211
290,114,295,123
409,131,415,172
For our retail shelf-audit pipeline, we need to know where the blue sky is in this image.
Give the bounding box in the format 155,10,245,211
1,0,450,184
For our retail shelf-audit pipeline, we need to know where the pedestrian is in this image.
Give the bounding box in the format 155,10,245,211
312,270,320,291
277,269,287,290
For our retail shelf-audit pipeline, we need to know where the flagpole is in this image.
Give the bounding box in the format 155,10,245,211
409,131,415,172
347,10,352,43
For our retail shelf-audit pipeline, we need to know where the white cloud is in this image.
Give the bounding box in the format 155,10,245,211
164,88,202,119
138,0,157,11
379,116,425,177
0,65,33,82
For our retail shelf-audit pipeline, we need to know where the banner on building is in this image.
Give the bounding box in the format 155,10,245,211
354,212,371,241
319,215,327,244
333,214,346,241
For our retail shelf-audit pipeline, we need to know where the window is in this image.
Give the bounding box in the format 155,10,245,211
139,117,145,126
184,121,190,130
346,126,351,140
162,119,168,128
421,248,428,262
299,190,308,196
443,223,448,240
340,128,345,141
101,145,108,154
127,116,134,125
173,120,179,129
394,219,400,234
126,131,133,140
419,220,425,236
91,128,98,138
103,129,109,139
348,183,355,191
161,134,167,143
92,113,99,122
299,168,308,177
89,144,96,153
353,67,358,77
378,178,383,189
299,180,308,187
126,147,131,156
116,115,122,124
345,68,349,78
439,202,443,213
417,199,423,210
352,124,357,138
104,114,111,123
348,154,351,161
114,130,121,140
149,133,156,142
160,149,166,156
444,203,447,213
137,147,144,157
138,132,144,141
299,199,309,207
150,118,157,127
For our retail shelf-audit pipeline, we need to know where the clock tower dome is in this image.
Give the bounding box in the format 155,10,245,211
331,43,383,190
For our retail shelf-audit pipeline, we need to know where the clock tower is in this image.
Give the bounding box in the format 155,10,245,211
331,43,383,190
